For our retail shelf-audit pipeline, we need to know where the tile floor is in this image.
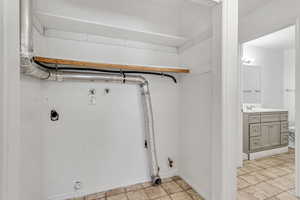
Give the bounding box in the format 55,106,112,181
66,149,299,200
68,176,204,200
237,148,299,200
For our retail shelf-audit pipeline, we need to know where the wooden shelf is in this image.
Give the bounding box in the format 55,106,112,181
33,57,190,74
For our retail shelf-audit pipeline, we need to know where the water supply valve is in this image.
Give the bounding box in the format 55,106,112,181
50,109,59,121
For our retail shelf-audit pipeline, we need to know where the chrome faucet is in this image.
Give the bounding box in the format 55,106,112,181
246,105,255,111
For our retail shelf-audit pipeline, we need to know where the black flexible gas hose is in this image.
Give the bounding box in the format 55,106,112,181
34,60,177,83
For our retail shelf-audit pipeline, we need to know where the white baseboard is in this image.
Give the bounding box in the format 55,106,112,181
47,169,178,200
243,153,248,160
248,147,289,160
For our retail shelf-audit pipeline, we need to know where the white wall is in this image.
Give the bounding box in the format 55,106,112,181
239,0,300,43
35,30,179,68
179,39,212,200
283,49,296,125
20,76,43,200
1,1,21,200
242,45,284,108
33,31,181,200
0,0,4,197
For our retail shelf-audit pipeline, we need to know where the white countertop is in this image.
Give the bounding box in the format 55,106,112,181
243,108,288,113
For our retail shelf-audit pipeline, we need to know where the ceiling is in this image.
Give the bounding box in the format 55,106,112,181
239,0,275,17
244,26,295,50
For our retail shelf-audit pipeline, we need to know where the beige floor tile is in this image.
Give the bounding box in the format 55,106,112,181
261,158,284,166
237,151,296,200
172,176,182,181
238,168,249,176
240,182,282,200
86,191,105,200
273,192,300,200
144,186,168,199
240,172,268,185
276,164,294,174
283,163,295,171
127,190,148,200
237,190,260,200
175,179,192,191
250,158,282,169
186,189,204,200
107,193,128,200
142,182,153,188
155,196,172,200
162,177,173,183
170,192,193,200
267,175,295,191
126,183,143,192
242,164,263,173
161,181,183,194
77,176,203,200
106,187,126,197
257,167,288,179
238,177,251,190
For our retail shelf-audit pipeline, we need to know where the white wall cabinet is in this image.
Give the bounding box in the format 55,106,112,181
242,65,261,104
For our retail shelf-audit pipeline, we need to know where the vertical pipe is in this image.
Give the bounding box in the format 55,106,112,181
20,0,50,78
140,83,161,185
20,0,33,57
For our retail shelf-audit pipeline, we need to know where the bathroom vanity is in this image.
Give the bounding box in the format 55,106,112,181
243,109,289,159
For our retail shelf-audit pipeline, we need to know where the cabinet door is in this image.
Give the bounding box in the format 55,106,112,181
242,65,261,104
269,123,281,146
261,124,270,148
250,124,261,137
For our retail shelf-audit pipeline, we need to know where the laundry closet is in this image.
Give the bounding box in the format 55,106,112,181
19,0,220,200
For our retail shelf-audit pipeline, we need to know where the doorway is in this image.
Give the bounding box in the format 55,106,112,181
237,25,297,199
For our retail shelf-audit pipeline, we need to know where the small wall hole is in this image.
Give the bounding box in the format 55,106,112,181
50,110,59,121
168,157,174,168
104,88,110,94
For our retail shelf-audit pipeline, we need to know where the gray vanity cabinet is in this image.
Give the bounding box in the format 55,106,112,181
264,122,281,146
243,111,288,156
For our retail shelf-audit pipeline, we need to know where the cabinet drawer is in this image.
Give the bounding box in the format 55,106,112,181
250,137,262,151
248,115,260,123
281,113,288,121
281,122,289,132
281,134,289,145
261,114,281,122
250,124,261,137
